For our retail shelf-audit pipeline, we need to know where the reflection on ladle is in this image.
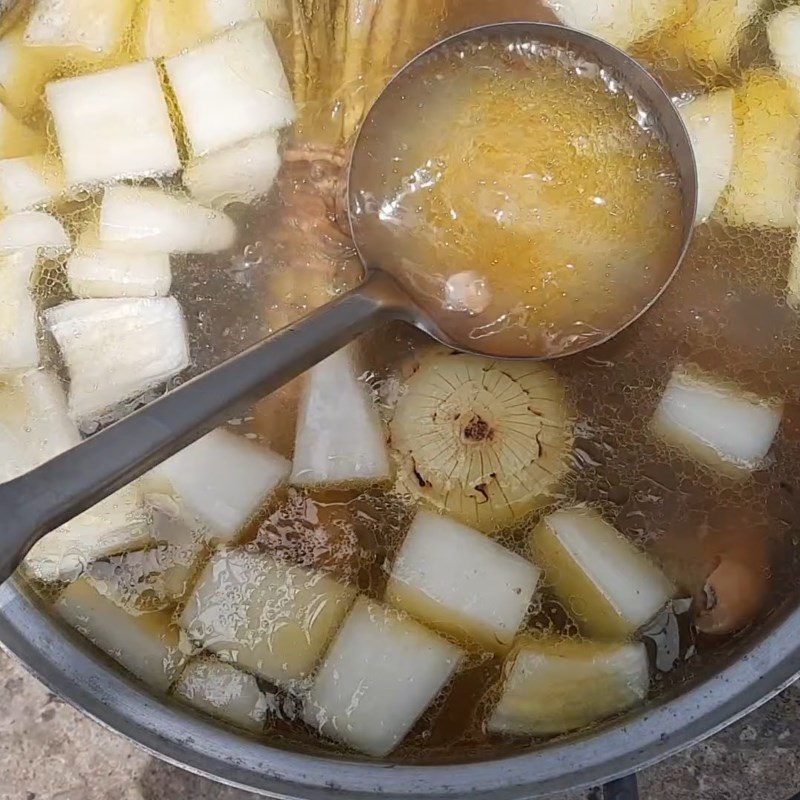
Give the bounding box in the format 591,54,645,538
0,22,697,583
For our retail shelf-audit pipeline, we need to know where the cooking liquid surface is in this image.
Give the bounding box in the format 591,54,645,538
8,0,800,771
351,35,685,357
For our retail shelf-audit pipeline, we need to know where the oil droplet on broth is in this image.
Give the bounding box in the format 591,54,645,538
353,36,685,357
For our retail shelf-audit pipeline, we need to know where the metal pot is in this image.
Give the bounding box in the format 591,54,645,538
1,2,799,797
2,573,800,798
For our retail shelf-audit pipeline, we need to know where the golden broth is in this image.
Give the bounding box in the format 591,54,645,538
351,35,684,357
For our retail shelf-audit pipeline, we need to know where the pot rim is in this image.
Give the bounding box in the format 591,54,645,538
1,578,799,799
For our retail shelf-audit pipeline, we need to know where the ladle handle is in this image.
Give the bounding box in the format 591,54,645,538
0,271,407,585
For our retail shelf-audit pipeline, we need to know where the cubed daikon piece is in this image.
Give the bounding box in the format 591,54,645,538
788,230,800,309
56,577,188,691
44,297,190,426
257,0,288,21
85,515,206,613
769,6,800,103
291,345,391,488
99,185,236,254
664,0,761,73
143,428,290,543
0,369,79,479
546,0,684,49
173,656,269,732
67,231,171,298
385,511,540,652
303,597,463,757
46,60,180,187
27,483,151,582
678,90,734,223
487,638,649,737
0,249,38,372
0,154,64,213
0,210,69,255
720,70,800,229
531,508,675,639
0,100,44,159
651,364,783,473
183,134,281,209
181,547,356,687
25,0,137,53
0,369,151,582
164,20,295,157
135,0,262,59
0,26,54,116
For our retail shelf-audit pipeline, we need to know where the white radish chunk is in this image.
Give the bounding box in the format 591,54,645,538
651,364,782,474
0,210,69,255
531,508,675,639
67,232,171,298
85,512,206,613
257,0,288,20
99,185,236,254
663,0,761,73
678,90,734,223
788,230,800,310
46,61,180,187
0,250,38,372
0,369,79,479
0,369,150,582
291,345,391,488
173,657,269,732
487,638,649,737
55,577,188,692
0,155,64,213
135,0,262,59
720,70,800,229
143,428,290,543
181,547,356,687
545,0,683,49
769,7,800,102
386,511,540,652
183,134,281,209
303,597,463,757
0,101,44,159
25,0,137,53
44,297,190,426
0,26,54,116
165,20,295,157
27,483,151,582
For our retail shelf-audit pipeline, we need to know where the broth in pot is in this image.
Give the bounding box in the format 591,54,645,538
1,0,799,766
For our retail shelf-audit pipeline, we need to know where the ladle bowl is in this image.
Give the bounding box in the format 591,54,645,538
0,21,697,583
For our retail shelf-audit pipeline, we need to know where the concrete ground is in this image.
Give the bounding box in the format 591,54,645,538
2,649,800,800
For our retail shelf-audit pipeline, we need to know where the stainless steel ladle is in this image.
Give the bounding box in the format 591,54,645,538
0,22,697,583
